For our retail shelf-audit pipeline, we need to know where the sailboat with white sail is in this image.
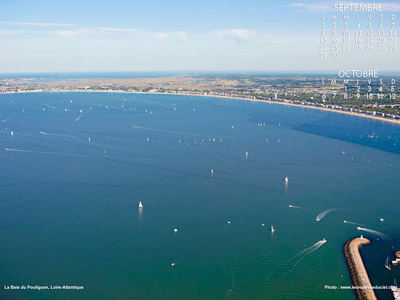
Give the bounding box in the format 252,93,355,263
385,256,391,270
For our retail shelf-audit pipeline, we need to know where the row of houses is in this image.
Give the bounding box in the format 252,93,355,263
269,97,400,120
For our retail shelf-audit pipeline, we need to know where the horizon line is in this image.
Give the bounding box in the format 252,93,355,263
1,70,400,77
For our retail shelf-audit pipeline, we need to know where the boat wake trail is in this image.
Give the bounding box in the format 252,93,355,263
288,205,305,209
1,116,16,122
44,104,56,109
304,239,327,256
5,148,37,153
4,148,68,156
343,220,367,226
75,111,89,122
293,239,327,260
40,131,88,143
283,239,327,276
357,227,390,240
316,209,340,221
131,124,201,137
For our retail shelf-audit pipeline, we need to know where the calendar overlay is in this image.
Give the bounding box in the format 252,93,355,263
320,3,397,59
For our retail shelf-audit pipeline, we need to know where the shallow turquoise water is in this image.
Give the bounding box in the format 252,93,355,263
0,92,399,300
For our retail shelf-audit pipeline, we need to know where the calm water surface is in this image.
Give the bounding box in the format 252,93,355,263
0,92,399,300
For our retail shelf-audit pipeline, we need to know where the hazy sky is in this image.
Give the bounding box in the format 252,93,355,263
1,0,399,73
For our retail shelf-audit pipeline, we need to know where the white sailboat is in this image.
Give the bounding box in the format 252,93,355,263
385,257,391,271
271,225,275,233
284,176,289,183
138,201,143,208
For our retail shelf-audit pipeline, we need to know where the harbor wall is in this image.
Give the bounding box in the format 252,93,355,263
344,237,377,300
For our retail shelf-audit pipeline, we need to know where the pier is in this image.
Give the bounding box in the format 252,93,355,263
344,237,377,300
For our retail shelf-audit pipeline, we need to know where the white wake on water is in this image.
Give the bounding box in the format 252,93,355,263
294,239,327,260
305,239,327,255
316,209,340,221
131,124,201,137
40,131,88,143
1,116,16,122
357,227,390,240
343,220,367,226
44,104,56,109
4,148,68,156
75,111,89,122
284,239,327,275
288,205,305,209
5,148,37,153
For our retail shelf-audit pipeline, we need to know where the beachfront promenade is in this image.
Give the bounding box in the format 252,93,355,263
344,237,377,300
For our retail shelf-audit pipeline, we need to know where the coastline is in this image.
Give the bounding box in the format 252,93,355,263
2,89,400,125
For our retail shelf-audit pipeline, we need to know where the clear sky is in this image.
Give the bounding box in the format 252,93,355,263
0,0,399,73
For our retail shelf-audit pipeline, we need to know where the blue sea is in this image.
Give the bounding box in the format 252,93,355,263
0,92,399,300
